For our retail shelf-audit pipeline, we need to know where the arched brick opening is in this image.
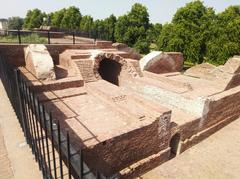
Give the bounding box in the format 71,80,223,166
93,53,128,85
169,133,181,159
98,58,122,85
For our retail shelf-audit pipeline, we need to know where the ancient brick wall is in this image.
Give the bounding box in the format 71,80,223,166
0,44,27,66
201,85,240,130
0,43,111,67
83,112,171,177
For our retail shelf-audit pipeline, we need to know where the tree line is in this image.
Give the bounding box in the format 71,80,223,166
7,1,240,65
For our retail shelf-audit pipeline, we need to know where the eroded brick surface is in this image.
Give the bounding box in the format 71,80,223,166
16,43,240,178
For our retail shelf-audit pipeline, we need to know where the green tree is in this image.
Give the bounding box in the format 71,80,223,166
51,8,66,28
114,15,129,43
23,9,45,29
104,14,117,41
205,6,240,64
60,6,82,30
147,23,162,43
79,15,93,32
91,15,116,41
8,16,24,30
157,1,215,64
92,20,106,39
115,3,150,53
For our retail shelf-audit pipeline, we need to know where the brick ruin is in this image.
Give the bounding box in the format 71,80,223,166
6,41,240,178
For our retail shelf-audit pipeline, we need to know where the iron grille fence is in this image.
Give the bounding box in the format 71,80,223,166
0,29,112,44
0,56,102,179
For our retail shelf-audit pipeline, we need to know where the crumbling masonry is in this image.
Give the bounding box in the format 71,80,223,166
1,41,240,178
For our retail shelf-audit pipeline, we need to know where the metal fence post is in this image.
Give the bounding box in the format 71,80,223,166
50,112,57,179
14,69,27,138
48,31,50,44
67,131,72,179
37,101,47,177
31,92,43,170
42,105,52,178
57,120,64,179
17,29,21,44
73,31,75,44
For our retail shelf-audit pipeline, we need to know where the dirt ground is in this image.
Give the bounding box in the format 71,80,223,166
50,36,94,44
0,80,42,179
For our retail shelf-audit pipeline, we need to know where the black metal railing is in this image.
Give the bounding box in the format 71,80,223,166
0,28,113,45
0,56,101,179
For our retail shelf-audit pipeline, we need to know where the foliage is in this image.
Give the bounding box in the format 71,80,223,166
8,17,24,30
20,2,240,62
157,1,240,65
134,38,150,54
147,23,162,43
115,3,150,53
79,15,93,32
91,14,117,41
157,1,215,63
205,6,240,64
92,19,106,39
60,6,82,30
50,8,66,28
103,14,117,41
23,9,45,29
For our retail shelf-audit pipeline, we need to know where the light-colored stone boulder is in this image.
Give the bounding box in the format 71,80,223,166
140,51,183,74
24,44,56,81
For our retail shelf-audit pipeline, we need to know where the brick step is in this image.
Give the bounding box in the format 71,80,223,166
71,54,91,59
86,80,162,121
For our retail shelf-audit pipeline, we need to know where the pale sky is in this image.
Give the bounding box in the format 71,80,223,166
0,0,239,23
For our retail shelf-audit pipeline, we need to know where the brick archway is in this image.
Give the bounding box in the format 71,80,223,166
93,52,128,79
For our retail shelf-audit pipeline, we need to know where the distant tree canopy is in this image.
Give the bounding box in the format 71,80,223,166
8,16,24,30
23,9,45,29
205,5,240,64
60,6,82,30
50,8,66,28
115,3,150,53
79,15,94,32
92,14,117,41
21,2,240,64
157,1,240,65
147,23,162,43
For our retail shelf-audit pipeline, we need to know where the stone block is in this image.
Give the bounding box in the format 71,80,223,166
185,63,217,80
95,40,113,48
112,42,128,49
222,56,240,74
140,51,183,74
24,44,56,81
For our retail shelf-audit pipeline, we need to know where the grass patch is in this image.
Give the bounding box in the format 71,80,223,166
0,34,47,44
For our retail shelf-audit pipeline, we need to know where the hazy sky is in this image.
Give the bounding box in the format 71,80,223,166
1,0,239,23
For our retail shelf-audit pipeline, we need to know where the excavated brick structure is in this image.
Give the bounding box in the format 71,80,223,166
17,42,240,178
